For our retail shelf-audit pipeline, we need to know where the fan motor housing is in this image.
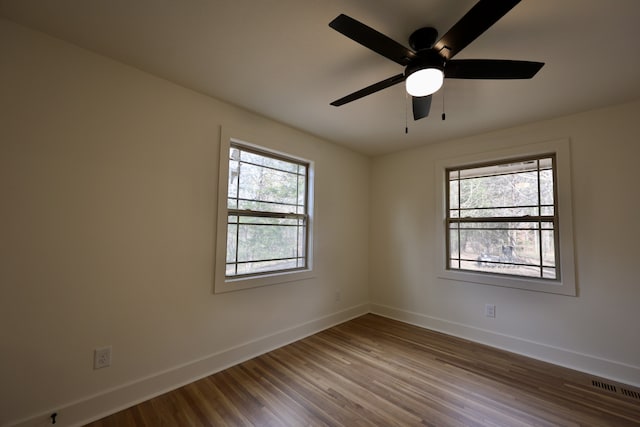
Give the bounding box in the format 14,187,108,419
405,50,445,78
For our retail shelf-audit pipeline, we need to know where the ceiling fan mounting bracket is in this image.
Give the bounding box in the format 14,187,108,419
408,27,439,51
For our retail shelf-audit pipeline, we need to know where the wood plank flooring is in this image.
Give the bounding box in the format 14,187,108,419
86,314,640,426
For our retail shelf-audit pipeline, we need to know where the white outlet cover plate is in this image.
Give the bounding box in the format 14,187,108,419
485,304,496,318
94,346,112,369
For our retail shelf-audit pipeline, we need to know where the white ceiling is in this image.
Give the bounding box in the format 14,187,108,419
2,0,640,155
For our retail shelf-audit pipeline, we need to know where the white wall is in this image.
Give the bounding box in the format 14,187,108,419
3,13,640,427
370,98,640,387
0,18,370,426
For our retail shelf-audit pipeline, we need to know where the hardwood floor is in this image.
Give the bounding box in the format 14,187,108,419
86,314,640,426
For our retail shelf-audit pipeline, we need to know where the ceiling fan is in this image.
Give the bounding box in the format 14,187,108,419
329,0,544,120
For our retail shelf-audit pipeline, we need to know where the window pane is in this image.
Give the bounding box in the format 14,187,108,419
235,259,303,276
541,229,556,268
226,222,237,263
541,205,554,216
460,259,544,278
240,150,299,173
449,179,459,211
459,171,540,210
449,228,460,259
458,206,540,218
540,168,554,206
297,222,306,261
228,148,240,209
226,264,236,276
542,267,557,279
456,221,541,230
452,226,541,261
237,216,300,226
298,174,306,206
237,163,301,212
228,160,239,200
238,226,294,261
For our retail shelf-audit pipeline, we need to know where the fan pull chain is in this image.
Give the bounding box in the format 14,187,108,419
405,91,409,134
441,86,446,121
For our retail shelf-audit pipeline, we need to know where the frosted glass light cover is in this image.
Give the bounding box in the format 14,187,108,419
405,68,444,96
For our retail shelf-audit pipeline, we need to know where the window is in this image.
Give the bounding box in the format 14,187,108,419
215,131,313,293
447,155,558,279
435,139,576,295
226,143,308,277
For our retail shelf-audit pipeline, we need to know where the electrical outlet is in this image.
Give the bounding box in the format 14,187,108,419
94,346,112,369
485,304,496,318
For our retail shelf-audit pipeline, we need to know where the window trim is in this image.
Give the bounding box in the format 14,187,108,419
435,139,576,296
214,129,314,294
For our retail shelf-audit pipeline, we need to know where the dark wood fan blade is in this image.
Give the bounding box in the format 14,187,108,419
412,95,432,120
330,74,405,106
434,0,521,59
329,14,416,65
445,59,544,79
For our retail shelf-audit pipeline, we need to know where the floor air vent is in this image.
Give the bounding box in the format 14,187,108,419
621,388,640,400
592,380,617,393
591,379,640,401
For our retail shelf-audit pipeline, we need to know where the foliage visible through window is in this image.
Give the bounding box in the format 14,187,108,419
447,155,559,280
226,143,308,278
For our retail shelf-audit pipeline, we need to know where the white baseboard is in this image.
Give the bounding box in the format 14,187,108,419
10,302,638,427
370,303,640,388
8,303,370,427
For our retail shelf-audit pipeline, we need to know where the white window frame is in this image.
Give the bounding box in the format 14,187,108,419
214,129,314,294
435,139,576,296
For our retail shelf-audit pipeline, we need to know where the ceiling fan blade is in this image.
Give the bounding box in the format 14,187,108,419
412,95,432,120
330,73,405,106
445,59,544,79
434,0,521,59
329,14,416,65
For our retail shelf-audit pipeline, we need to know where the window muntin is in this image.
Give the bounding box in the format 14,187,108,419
226,143,308,278
446,155,559,280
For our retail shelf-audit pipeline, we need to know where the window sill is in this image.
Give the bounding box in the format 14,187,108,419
214,269,315,294
438,268,575,296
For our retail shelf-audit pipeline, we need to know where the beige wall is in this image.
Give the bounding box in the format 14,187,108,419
0,18,370,426
370,98,640,386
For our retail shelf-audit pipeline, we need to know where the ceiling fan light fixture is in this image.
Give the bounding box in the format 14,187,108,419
329,2,543,120
405,67,444,97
